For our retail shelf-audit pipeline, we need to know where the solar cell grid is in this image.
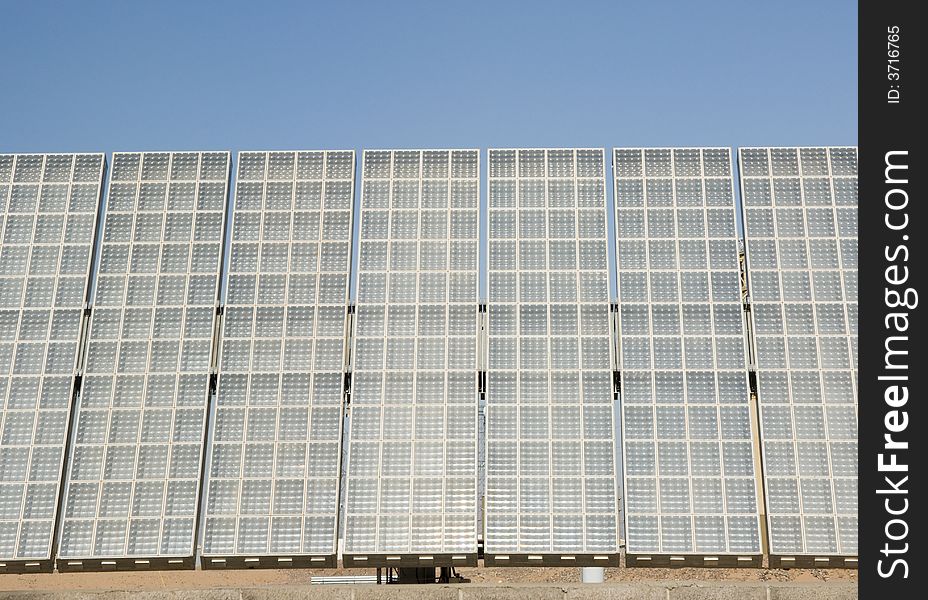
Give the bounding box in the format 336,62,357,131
201,151,354,566
344,149,479,565
485,148,618,565
57,152,229,566
614,148,762,562
0,154,105,566
740,147,857,561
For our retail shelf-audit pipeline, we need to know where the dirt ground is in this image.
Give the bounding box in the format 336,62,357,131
0,565,856,591
467,566,857,584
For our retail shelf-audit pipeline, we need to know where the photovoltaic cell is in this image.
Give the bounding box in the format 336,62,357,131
344,150,479,564
615,148,762,561
57,152,230,565
0,154,105,566
740,147,857,560
201,151,354,566
485,148,618,564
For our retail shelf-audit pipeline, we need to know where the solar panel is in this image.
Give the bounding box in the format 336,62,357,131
485,148,618,566
740,147,857,566
0,154,105,569
57,152,230,569
343,149,479,566
201,150,354,568
614,148,762,565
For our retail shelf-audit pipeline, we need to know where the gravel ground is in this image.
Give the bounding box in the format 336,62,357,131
1,565,856,591
461,566,857,584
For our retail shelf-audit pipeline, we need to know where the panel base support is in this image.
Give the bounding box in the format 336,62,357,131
625,553,762,568
483,553,619,567
342,553,477,568
201,554,337,569
769,554,858,569
55,556,195,572
0,560,52,574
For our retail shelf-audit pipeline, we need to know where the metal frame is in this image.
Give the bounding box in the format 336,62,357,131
0,153,106,572
343,149,480,567
613,147,763,565
200,150,355,569
739,146,857,568
485,148,619,567
56,151,231,570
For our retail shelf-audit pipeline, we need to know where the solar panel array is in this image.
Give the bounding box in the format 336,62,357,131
202,151,355,566
740,147,857,560
0,144,858,571
0,154,104,565
57,152,230,565
344,150,479,564
614,148,762,562
485,149,618,564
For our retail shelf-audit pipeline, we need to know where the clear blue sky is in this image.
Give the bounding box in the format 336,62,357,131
1,1,857,153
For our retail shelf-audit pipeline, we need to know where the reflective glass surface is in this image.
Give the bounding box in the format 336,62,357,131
345,150,479,555
59,152,229,560
741,147,857,556
486,148,617,555
615,148,761,555
0,153,105,562
202,151,354,558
